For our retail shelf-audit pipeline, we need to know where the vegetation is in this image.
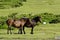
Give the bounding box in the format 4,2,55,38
0,0,26,9
0,0,60,40
0,12,60,29
0,24,60,40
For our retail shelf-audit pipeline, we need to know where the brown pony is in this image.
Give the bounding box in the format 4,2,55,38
6,18,26,34
22,16,41,34
6,16,41,34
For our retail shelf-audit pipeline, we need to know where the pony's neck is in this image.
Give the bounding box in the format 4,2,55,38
32,18,38,23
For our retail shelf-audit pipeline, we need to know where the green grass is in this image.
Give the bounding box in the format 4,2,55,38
0,0,60,16
0,0,60,40
0,24,60,40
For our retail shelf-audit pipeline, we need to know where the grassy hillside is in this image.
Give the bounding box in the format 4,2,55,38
0,23,60,40
0,0,60,16
0,0,60,40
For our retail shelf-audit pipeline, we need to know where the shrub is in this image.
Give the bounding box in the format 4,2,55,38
49,14,60,24
40,13,56,23
17,13,32,19
0,12,60,29
8,13,18,19
0,16,7,29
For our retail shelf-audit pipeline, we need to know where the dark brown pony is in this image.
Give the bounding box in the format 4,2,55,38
22,16,41,34
6,16,41,34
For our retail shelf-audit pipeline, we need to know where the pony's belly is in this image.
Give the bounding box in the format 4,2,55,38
12,25,20,28
25,25,33,28
13,21,21,28
26,26,32,28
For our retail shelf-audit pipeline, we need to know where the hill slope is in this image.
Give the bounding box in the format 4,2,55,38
0,0,60,16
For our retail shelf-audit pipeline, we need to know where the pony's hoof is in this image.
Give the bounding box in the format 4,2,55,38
10,33,12,34
30,33,33,34
24,32,26,34
20,33,22,34
20,32,22,34
18,32,22,34
7,32,9,34
7,33,9,34
24,33,26,34
18,32,20,34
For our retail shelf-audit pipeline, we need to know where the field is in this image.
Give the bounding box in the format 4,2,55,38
0,0,60,16
0,24,60,40
0,0,60,40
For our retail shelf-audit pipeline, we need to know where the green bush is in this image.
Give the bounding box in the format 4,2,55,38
0,16,7,29
17,13,33,19
0,12,60,29
49,14,60,24
40,13,56,23
8,13,18,19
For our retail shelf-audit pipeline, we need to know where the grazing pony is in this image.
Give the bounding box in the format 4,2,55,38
6,16,41,34
6,18,26,34
22,16,41,34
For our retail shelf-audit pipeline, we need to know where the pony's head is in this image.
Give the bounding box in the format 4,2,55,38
32,16,41,23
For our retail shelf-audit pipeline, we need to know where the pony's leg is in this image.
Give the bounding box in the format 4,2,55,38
18,29,20,34
7,26,9,34
18,28,21,34
23,26,26,34
20,27,23,34
31,27,34,34
18,27,22,34
10,28,12,34
7,26,12,34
